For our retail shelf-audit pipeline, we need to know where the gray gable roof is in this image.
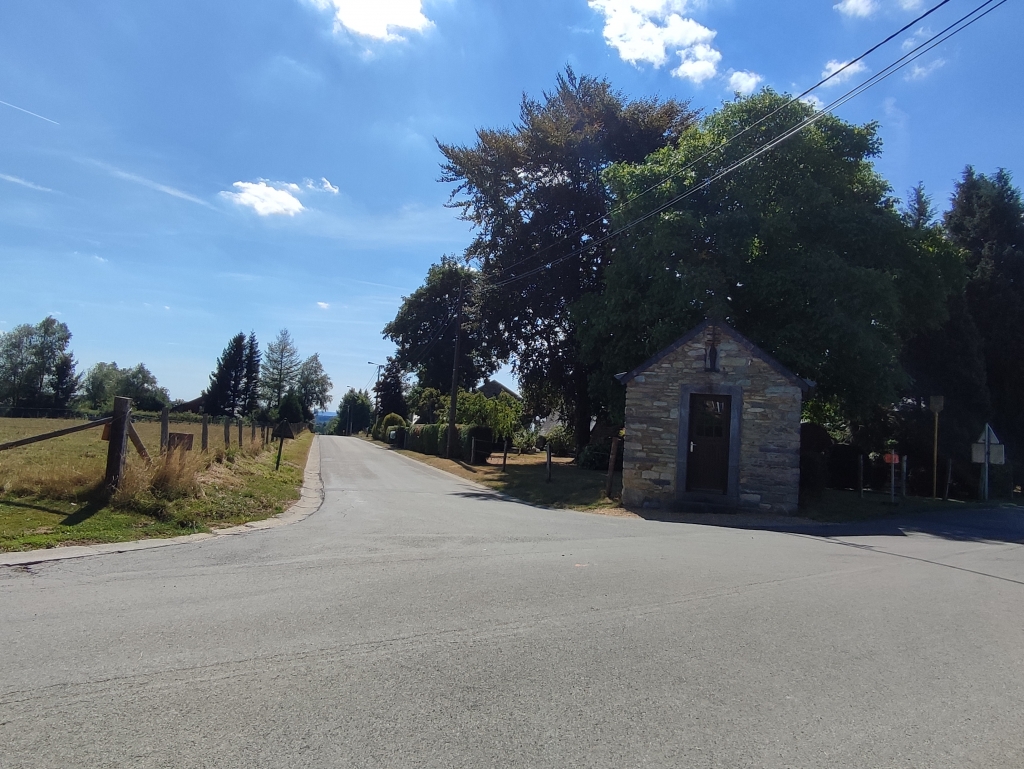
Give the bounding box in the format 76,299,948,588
615,319,813,392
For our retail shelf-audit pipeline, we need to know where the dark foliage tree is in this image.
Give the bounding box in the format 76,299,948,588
944,167,1024,455
115,363,171,412
204,333,247,417
438,67,696,449
260,329,301,411
336,388,373,435
242,332,262,416
383,256,495,391
581,91,962,425
373,357,408,421
297,353,333,420
278,388,304,423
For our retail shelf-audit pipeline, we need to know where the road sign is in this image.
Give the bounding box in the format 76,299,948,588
884,453,900,464
929,396,944,414
971,425,1005,465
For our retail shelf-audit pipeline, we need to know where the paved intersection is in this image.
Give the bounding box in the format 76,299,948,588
2,437,1022,768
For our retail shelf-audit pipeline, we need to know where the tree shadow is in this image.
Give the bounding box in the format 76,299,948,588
59,500,107,526
0,499,70,516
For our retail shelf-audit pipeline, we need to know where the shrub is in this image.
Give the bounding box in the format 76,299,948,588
408,424,441,455
459,425,494,464
381,413,406,431
545,425,574,457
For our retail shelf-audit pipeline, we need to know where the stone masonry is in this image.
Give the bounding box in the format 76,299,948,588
619,321,808,514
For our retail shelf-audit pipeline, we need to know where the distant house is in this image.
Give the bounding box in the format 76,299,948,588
171,395,205,414
616,320,812,514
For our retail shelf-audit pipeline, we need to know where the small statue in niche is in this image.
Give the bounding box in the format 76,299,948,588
705,325,721,372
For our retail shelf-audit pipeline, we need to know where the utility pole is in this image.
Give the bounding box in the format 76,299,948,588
445,281,465,459
368,362,385,426
930,396,944,499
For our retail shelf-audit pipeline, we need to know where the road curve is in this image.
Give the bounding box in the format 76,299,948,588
2,436,1023,768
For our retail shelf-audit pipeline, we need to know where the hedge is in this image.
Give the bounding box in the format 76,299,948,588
406,424,494,462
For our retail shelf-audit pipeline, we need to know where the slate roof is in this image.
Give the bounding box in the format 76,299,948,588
615,319,813,392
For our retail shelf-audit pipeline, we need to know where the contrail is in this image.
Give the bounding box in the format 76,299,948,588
0,99,59,125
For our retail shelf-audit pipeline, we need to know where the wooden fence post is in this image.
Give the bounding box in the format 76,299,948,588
201,414,209,451
901,455,908,498
238,419,243,446
251,422,256,443
224,419,230,448
858,454,864,499
471,437,477,465
546,442,552,483
104,397,131,489
502,437,509,472
606,437,621,499
160,406,169,454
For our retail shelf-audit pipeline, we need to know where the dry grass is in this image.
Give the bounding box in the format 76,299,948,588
0,417,264,500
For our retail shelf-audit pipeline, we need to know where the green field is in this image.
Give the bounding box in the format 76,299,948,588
0,417,313,552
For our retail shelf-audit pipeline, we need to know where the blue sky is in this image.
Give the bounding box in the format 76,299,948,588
2,0,1020,406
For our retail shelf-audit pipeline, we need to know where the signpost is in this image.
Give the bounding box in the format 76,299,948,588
884,452,900,504
272,421,296,471
930,396,944,499
971,424,1004,501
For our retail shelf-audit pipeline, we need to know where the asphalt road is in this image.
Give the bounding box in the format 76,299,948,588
2,437,1023,768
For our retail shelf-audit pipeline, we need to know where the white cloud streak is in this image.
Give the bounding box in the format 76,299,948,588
0,173,54,192
317,301,331,309
906,58,945,80
87,160,213,207
307,0,433,41
588,1,723,84
821,59,869,86
0,98,59,125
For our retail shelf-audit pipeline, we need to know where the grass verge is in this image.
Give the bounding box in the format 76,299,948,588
802,487,1015,522
0,428,314,552
392,447,634,516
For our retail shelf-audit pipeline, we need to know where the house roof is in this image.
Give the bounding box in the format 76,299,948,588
615,319,813,392
479,380,521,401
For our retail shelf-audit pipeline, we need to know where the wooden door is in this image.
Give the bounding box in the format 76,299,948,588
686,394,731,494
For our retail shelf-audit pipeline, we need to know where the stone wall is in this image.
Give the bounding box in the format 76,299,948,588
621,331,803,514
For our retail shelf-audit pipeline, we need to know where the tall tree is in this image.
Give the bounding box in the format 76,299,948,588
116,363,170,411
297,353,333,420
944,167,1024,454
242,332,261,416
373,356,408,421
383,256,495,391
438,67,695,449
582,91,962,424
0,324,38,407
260,329,301,411
204,333,247,417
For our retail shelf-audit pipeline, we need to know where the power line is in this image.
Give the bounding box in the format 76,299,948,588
485,0,957,281
489,0,1007,290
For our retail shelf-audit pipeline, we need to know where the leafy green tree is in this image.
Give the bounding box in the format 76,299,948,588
116,363,170,411
336,388,373,434
438,67,695,449
408,386,443,423
297,353,333,420
260,329,301,411
204,332,247,417
383,256,495,392
0,317,78,408
582,90,961,424
487,392,524,440
373,357,407,421
944,167,1024,454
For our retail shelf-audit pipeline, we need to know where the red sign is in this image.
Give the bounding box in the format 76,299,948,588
884,453,900,465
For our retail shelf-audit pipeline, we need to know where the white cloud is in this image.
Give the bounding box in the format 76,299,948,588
902,26,930,51
307,0,433,41
727,70,762,95
317,301,331,310
834,0,876,17
588,1,723,84
221,181,305,216
0,173,53,192
305,176,339,193
801,94,825,110
821,59,869,86
93,255,108,264
835,0,922,17
906,58,945,80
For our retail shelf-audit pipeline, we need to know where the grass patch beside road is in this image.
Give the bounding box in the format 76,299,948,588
0,421,314,552
393,448,632,515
